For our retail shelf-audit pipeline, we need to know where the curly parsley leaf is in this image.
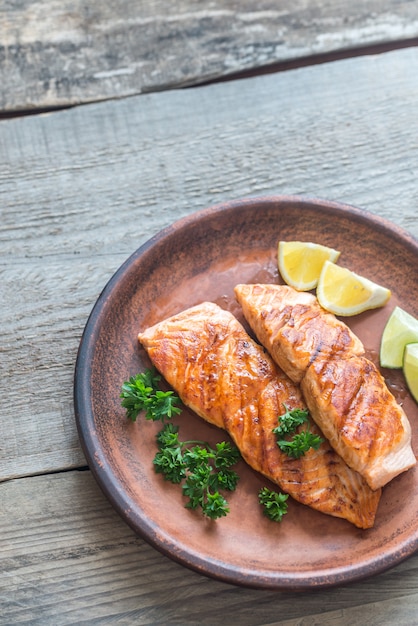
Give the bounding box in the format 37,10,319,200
277,430,324,459
258,487,289,522
272,404,309,436
120,368,182,422
213,441,242,469
273,404,324,458
156,422,181,449
153,446,187,483
201,491,230,520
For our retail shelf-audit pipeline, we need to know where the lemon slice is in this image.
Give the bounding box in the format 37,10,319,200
278,241,340,291
380,306,418,368
403,343,418,403
316,260,391,316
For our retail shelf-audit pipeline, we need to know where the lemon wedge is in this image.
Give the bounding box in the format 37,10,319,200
403,343,418,403
278,241,340,291
380,306,418,368
316,260,391,316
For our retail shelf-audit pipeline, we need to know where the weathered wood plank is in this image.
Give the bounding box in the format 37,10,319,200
1,47,418,480
1,470,418,625
1,0,418,112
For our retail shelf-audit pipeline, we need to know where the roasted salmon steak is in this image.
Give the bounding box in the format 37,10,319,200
234,283,416,490
139,302,381,528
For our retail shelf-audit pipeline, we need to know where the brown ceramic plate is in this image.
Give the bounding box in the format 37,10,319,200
74,195,418,591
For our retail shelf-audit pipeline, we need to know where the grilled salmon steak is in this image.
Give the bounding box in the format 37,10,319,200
138,302,381,528
234,283,416,490
235,284,364,384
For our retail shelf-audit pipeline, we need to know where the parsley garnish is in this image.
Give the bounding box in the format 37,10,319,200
272,404,310,435
258,487,289,522
121,369,241,520
120,368,182,422
273,404,324,459
154,423,241,519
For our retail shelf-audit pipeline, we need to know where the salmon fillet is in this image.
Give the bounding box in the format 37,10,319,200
138,302,381,528
302,355,416,490
235,284,364,384
234,283,416,490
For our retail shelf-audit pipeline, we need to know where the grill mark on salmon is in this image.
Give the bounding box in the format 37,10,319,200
302,355,415,490
138,302,381,528
236,285,364,383
234,284,416,490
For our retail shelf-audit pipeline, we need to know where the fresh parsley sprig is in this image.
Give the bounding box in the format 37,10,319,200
120,368,182,422
273,404,324,459
277,430,324,459
154,423,241,520
121,370,241,520
258,487,289,522
272,404,309,435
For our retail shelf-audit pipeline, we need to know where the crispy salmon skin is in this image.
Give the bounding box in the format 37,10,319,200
139,302,381,528
234,283,416,490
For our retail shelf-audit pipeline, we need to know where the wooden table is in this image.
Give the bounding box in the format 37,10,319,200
2,2,418,623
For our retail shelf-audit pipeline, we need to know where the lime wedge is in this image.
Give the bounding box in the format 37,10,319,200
403,343,418,403
380,306,418,368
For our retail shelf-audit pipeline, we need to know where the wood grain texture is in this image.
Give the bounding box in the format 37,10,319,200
1,0,418,111
1,46,418,481
1,470,418,625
